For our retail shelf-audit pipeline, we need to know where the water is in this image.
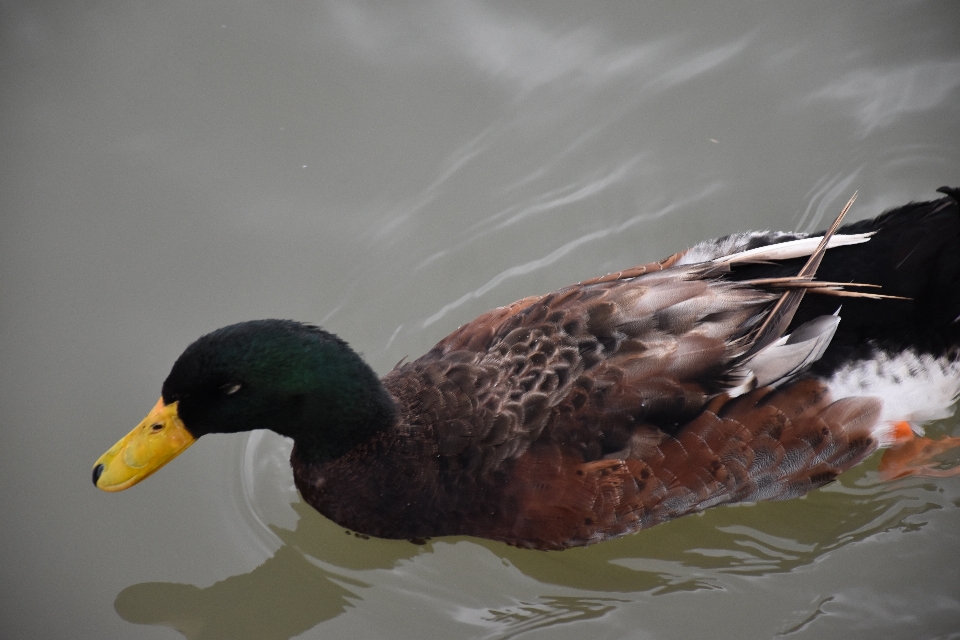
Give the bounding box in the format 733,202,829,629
3,1,960,638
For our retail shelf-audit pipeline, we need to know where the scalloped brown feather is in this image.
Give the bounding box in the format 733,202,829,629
294,261,880,548
291,189,960,549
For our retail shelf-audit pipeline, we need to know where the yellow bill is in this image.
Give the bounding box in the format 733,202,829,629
93,398,195,491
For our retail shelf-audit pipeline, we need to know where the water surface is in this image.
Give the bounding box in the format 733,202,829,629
3,1,960,638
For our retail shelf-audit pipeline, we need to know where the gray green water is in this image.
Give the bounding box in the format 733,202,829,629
3,1,960,638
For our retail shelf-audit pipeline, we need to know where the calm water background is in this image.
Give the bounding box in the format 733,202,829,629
4,1,960,638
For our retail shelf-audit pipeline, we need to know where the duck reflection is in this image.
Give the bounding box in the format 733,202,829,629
115,543,361,640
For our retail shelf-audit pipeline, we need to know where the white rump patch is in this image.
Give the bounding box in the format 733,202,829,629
825,350,960,443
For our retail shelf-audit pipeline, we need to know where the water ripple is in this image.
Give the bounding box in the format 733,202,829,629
804,60,960,137
420,182,722,327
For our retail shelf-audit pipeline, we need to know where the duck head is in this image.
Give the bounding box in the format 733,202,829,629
92,319,395,491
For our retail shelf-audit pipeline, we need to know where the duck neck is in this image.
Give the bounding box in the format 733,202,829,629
284,365,399,466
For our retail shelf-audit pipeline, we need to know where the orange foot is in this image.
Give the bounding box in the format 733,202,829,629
878,422,960,480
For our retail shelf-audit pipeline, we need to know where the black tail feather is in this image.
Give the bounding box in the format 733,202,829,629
729,188,960,370
937,185,960,200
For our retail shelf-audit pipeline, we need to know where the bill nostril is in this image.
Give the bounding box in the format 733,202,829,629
92,463,105,486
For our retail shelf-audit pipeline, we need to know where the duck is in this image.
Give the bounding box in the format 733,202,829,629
93,187,960,550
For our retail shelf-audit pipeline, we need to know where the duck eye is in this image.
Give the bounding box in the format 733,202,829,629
221,383,242,395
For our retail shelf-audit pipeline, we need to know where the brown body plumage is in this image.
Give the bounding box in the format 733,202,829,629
295,255,883,549
95,188,960,550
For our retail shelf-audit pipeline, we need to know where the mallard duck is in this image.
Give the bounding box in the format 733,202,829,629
93,187,960,550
